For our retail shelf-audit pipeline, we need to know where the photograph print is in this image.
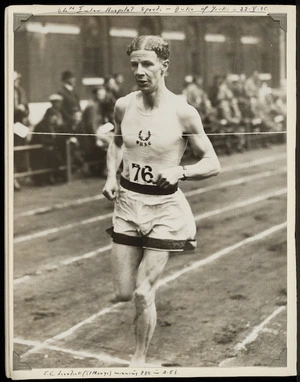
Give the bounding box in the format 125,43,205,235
6,4,296,379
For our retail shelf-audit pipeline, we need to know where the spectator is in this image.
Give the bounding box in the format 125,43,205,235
230,75,247,100
244,70,261,99
48,93,65,130
230,75,251,119
113,73,126,98
217,75,245,152
61,109,90,177
208,75,223,108
259,91,285,133
194,75,217,124
273,89,286,118
81,86,112,176
14,71,30,191
258,82,272,105
14,71,29,125
182,75,202,111
58,70,81,125
30,94,65,185
104,76,118,123
82,87,107,134
217,75,241,122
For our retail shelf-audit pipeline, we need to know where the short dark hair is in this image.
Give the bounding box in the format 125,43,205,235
126,35,170,60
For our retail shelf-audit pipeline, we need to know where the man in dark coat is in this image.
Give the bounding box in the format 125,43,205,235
58,70,81,125
30,94,65,185
81,86,113,176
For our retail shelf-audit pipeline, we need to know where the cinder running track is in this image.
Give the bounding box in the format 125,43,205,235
12,144,289,368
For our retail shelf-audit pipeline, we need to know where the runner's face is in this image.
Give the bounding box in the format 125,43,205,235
130,50,168,93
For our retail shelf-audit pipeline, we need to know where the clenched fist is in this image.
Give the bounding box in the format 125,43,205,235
156,166,183,189
102,177,119,201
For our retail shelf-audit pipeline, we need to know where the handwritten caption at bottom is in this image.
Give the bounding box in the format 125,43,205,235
44,368,178,378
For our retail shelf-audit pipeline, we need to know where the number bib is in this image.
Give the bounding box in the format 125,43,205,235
128,160,160,185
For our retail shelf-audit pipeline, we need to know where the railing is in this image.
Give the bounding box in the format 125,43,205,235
14,140,100,183
14,127,286,183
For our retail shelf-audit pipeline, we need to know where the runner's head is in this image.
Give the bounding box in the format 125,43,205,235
126,35,170,93
126,35,170,61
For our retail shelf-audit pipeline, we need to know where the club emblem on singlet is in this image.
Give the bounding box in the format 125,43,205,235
136,130,152,146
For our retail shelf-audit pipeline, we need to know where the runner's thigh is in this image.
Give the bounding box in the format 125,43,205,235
111,243,143,299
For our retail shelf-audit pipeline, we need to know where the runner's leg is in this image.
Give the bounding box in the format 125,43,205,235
111,243,143,301
130,249,169,366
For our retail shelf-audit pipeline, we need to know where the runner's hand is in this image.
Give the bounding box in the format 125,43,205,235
156,166,183,189
103,177,119,201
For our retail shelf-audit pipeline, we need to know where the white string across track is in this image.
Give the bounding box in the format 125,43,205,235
28,131,287,137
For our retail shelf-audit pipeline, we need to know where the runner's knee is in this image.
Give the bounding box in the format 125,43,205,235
133,288,155,311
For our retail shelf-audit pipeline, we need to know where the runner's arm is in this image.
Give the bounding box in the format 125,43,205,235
156,104,221,189
102,99,124,200
182,105,221,180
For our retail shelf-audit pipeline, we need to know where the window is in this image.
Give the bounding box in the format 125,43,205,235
82,17,104,77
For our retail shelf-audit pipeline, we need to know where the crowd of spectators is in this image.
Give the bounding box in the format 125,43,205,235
22,70,124,187
14,69,286,189
182,71,286,155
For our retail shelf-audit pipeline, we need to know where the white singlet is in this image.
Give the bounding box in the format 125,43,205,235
121,91,187,186
111,91,197,252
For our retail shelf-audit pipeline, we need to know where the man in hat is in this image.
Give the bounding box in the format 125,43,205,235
30,94,65,185
102,35,221,366
58,70,81,126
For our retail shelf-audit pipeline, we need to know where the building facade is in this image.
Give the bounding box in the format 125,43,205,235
14,15,286,103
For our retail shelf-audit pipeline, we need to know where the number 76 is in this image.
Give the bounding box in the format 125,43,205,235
132,163,154,183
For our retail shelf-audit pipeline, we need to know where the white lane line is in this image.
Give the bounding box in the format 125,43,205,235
14,338,41,347
14,275,31,285
219,305,286,367
13,246,113,285
193,188,286,221
13,187,287,286
158,222,287,288
15,153,286,218
53,304,125,341
20,221,286,358
14,338,129,365
20,303,127,357
234,306,286,351
14,212,113,244
16,194,105,218
185,167,286,198
13,168,286,245
62,244,112,266
220,153,285,173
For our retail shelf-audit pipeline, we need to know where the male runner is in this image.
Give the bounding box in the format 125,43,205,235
103,35,221,367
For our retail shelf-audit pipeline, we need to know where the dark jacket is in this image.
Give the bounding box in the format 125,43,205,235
30,107,65,174
58,85,81,123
